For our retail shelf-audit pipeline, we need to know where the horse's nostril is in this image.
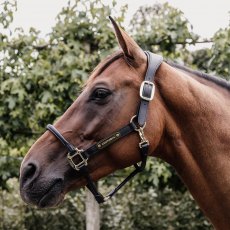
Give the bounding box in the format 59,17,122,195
21,162,38,188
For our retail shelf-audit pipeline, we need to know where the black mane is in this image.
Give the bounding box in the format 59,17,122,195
168,62,230,91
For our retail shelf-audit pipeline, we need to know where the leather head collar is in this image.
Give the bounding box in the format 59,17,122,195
46,51,163,203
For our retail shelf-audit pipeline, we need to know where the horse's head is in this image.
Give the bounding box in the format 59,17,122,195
19,18,164,208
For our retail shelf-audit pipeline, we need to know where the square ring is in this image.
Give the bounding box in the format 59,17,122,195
67,149,88,171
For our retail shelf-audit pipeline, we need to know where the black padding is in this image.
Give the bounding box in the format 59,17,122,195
46,124,76,154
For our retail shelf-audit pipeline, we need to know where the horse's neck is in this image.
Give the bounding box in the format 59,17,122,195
154,63,230,229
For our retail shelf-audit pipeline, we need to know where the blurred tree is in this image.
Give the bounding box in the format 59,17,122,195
129,3,199,59
101,181,212,230
0,0,17,29
192,28,230,80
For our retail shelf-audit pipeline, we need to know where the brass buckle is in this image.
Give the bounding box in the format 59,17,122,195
67,148,88,171
139,81,155,101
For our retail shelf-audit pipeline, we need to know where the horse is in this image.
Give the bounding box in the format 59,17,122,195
19,17,230,229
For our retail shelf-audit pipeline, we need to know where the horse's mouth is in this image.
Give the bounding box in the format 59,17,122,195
37,181,64,208
20,179,65,208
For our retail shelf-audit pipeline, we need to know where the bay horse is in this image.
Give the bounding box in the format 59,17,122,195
20,17,230,229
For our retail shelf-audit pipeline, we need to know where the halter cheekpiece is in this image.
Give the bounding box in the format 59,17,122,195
46,51,163,203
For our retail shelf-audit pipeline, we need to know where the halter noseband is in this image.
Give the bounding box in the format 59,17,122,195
46,51,163,203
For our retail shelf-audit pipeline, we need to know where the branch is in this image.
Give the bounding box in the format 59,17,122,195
192,40,213,44
155,40,213,46
32,44,50,50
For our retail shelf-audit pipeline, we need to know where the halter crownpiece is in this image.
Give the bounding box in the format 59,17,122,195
46,51,163,203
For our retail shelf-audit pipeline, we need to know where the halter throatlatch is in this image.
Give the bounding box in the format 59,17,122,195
46,51,163,203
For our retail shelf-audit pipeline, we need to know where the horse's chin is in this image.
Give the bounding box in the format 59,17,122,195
37,189,65,208
20,179,66,209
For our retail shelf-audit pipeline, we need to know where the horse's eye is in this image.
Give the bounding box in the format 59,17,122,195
92,88,111,100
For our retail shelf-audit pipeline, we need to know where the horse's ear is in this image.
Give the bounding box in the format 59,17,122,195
109,16,146,68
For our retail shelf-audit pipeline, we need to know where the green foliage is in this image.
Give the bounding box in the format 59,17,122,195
0,0,17,29
101,182,212,230
192,28,230,80
129,3,199,58
209,28,230,79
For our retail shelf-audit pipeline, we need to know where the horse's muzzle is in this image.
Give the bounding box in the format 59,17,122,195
20,162,64,208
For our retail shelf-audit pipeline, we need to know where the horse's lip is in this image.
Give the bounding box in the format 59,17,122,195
37,180,64,208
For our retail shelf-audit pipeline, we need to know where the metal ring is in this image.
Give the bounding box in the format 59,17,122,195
130,115,137,124
130,115,146,130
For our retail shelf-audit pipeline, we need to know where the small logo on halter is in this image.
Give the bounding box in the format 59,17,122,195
97,132,120,149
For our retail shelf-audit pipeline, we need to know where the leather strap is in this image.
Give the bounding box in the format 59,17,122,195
85,142,149,204
137,52,163,126
46,124,76,154
47,122,137,161
83,122,137,158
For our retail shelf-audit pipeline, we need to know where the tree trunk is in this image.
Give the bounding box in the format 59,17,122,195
86,188,100,230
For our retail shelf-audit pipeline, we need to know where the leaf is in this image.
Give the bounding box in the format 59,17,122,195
41,91,52,103
6,96,16,109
